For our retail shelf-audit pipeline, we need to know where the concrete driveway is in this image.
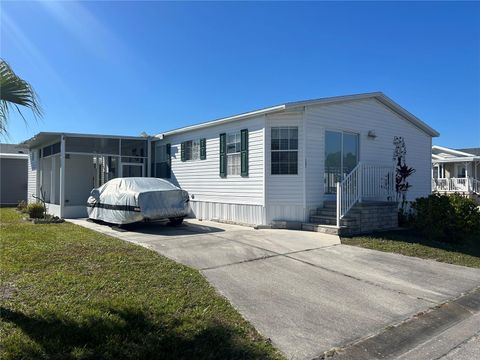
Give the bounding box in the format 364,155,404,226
69,219,480,360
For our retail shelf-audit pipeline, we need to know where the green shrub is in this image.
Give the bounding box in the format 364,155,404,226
410,193,480,242
27,202,45,219
16,200,28,212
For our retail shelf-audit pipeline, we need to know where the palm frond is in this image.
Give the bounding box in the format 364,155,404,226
0,59,42,136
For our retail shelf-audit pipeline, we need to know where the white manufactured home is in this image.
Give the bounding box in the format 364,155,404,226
432,145,480,199
25,92,439,233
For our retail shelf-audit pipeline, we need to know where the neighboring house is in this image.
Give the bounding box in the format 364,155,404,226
0,143,29,206
24,92,439,234
432,145,480,198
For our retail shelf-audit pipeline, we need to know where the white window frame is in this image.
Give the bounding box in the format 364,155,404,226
226,131,241,176
184,139,200,161
271,126,299,175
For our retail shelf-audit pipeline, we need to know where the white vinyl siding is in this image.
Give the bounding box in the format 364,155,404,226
161,115,264,207
305,98,432,207
265,112,305,222
27,149,38,203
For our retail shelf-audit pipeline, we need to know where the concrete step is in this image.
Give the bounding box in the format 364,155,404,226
316,208,337,216
323,201,337,209
315,208,361,217
309,215,359,227
301,223,353,236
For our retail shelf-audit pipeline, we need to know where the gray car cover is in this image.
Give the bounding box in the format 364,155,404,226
87,177,190,224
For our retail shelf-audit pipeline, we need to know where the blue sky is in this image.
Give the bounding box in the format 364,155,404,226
1,1,479,148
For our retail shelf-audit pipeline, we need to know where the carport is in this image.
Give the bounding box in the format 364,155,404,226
24,132,150,218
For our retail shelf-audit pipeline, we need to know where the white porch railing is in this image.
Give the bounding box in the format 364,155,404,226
473,179,480,194
432,177,479,194
336,162,395,227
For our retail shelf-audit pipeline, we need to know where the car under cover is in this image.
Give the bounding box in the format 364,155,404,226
87,177,190,224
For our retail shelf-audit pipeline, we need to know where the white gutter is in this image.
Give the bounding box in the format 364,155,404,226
432,157,480,163
0,153,29,159
156,105,286,138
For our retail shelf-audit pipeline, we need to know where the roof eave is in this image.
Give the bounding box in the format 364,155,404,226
432,145,475,157
374,95,440,137
156,104,286,138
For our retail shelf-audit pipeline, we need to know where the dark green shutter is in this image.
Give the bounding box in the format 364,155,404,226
219,133,226,177
166,143,171,178
241,129,248,177
200,138,206,160
180,142,185,162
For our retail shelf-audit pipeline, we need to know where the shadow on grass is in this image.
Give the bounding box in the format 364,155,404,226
1,306,272,360
343,229,480,258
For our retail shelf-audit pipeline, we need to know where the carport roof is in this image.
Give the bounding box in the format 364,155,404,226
23,132,148,149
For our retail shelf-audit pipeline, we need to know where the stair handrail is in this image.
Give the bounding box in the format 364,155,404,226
336,162,363,228
336,162,396,228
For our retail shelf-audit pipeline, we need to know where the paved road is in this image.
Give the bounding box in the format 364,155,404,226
69,218,480,360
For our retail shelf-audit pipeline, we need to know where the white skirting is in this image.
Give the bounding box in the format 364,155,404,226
45,203,61,217
44,204,87,218
63,205,88,218
189,201,266,225
265,204,309,224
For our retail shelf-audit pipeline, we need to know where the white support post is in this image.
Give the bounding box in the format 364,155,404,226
118,139,123,177
59,135,66,218
51,156,56,205
336,182,341,228
465,162,470,193
147,137,151,177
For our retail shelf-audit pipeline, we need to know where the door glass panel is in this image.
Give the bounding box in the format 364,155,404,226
325,131,342,194
122,164,143,177
343,133,359,175
324,131,359,194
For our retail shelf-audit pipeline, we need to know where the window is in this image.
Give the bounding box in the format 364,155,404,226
271,127,298,175
227,132,241,175
184,139,200,161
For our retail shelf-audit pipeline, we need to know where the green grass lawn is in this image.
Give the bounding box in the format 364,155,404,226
0,208,283,360
342,230,480,268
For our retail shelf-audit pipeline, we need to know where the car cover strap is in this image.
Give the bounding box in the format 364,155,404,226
87,202,141,212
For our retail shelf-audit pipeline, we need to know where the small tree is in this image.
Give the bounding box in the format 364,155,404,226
0,59,42,138
393,136,415,208
32,187,47,218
